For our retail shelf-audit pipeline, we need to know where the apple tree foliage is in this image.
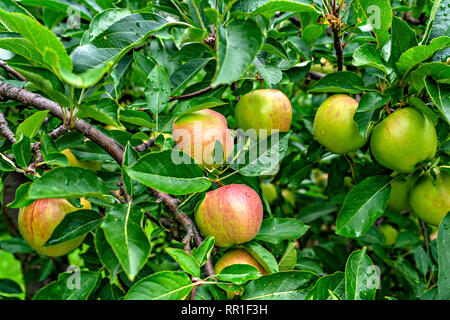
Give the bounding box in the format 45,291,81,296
0,0,449,300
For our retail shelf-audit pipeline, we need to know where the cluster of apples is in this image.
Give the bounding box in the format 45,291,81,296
173,89,292,278
313,94,449,227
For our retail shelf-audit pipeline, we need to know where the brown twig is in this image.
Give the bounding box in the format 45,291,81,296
0,60,26,81
134,139,156,152
0,109,16,144
168,85,219,102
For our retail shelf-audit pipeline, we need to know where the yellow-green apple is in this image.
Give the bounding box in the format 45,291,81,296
370,108,437,173
409,169,450,226
380,224,398,245
215,248,267,298
387,176,413,212
195,184,263,247
18,198,91,257
260,182,278,204
172,109,234,169
312,94,367,154
234,89,292,135
61,149,103,171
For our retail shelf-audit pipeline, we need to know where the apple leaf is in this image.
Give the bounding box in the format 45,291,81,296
345,248,379,300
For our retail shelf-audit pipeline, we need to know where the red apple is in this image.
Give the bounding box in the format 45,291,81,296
172,109,234,169
195,184,263,247
18,198,91,257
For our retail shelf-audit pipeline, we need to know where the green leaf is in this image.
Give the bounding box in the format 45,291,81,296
77,99,120,127
125,271,192,300
437,213,450,300
0,0,30,15
0,279,22,294
101,203,151,281
33,271,100,300
170,58,210,94
428,0,450,61
0,238,33,253
352,43,392,74
389,16,418,71
397,36,450,75
16,110,49,139
28,167,109,200
424,77,450,125
242,271,319,300
145,65,170,116
297,202,338,224
44,209,103,247
172,97,226,117
12,135,31,168
119,110,155,128
232,0,317,16
255,218,309,244
308,72,367,94
411,62,450,92
354,0,392,47
16,0,92,20
345,248,379,300
166,248,201,278
420,0,443,45
408,96,438,125
124,150,211,195
306,272,345,300
213,19,263,86
243,241,279,274
94,228,121,278
278,242,297,271
0,10,72,72
336,176,391,238
231,132,291,177
217,264,261,285
193,236,214,267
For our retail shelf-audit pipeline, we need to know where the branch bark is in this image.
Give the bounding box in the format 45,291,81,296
0,79,216,278
0,60,26,81
0,109,16,144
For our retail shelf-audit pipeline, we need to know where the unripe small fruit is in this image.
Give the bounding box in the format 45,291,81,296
61,149,103,171
380,224,398,246
370,108,437,173
260,182,278,204
172,109,234,169
234,89,292,135
313,94,367,154
18,198,91,257
387,177,413,212
215,248,267,298
409,170,450,226
195,184,263,247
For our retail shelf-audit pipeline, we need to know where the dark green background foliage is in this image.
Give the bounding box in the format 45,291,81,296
0,0,448,301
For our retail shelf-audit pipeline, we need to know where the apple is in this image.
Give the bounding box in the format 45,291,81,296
409,170,450,226
312,94,367,154
387,176,413,212
370,108,437,173
215,248,267,298
18,198,91,257
61,149,103,171
195,184,263,247
234,89,292,135
260,182,278,204
380,224,398,246
172,108,234,169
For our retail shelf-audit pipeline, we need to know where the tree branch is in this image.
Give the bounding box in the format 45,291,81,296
0,79,216,278
0,60,26,81
168,85,219,102
0,109,16,144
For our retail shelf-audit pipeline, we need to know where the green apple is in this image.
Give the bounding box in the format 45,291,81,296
260,182,278,204
312,94,367,154
409,170,450,226
172,109,234,169
195,184,263,247
380,224,399,246
215,248,267,299
370,108,437,173
387,176,413,212
234,89,292,135
18,198,91,257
